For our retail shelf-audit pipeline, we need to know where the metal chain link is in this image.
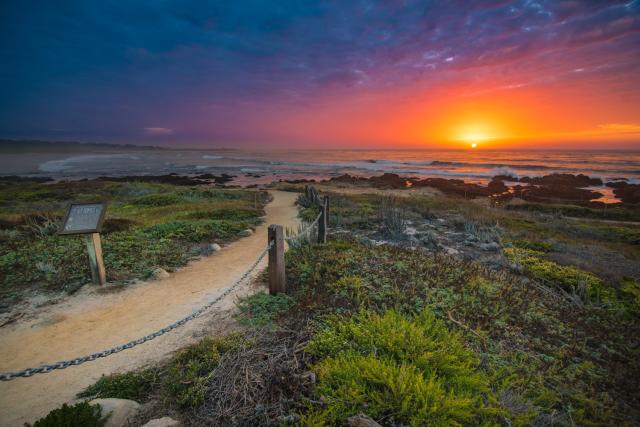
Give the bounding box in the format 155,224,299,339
0,242,273,381
285,211,322,242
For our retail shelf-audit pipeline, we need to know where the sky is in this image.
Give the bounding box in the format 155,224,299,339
0,0,639,149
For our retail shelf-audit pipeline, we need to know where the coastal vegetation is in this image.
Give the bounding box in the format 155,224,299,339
65,184,639,426
0,178,268,309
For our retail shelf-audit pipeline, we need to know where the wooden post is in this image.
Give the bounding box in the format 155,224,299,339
317,196,328,244
268,224,285,294
85,232,106,285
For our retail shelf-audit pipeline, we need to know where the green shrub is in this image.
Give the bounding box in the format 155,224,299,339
512,240,553,252
305,309,498,425
142,220,245,242
133,193,182,206
77,369,156,401
25,402,105,427
163,335,243,408
503,247,607,299
236,292,294,327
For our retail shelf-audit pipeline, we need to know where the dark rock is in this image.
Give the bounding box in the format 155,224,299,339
515,184,602,202
413,178,489,198
606,182,640,204
487,178,508,194
369,173,409,188
519,173,602,187
0,175,54,183
283,178,317,184
98,173,234,186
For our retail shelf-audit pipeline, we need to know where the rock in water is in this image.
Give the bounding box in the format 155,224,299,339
89,398,140,427
142,416,180,427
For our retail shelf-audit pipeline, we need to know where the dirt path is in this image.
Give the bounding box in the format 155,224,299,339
0,190,300,427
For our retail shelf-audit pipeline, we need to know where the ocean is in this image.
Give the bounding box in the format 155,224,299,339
2,148,639,202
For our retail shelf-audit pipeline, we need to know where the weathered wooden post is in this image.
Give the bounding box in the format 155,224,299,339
86,233,107,285
268,224,285,294
317,196,328,243
59,202,108,286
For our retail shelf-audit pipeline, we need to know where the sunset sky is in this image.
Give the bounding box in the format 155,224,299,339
1,1,639,149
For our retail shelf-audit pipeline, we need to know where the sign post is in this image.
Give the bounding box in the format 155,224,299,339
59,202,108,285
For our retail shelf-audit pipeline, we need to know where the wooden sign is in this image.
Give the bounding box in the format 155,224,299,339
59,202,107,235
59,202,107,285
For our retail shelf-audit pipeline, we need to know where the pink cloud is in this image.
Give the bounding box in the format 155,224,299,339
144,127,174,136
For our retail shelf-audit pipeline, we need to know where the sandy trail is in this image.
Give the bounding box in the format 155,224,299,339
0,190,300,427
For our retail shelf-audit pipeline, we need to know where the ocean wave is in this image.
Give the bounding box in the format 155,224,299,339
202,155,223,160
365,159,557,170
39,154,142,172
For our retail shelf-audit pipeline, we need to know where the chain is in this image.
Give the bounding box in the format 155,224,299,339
0,242,273,382
285,211,322,242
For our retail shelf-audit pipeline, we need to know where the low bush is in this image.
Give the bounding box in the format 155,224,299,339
163,335,243,408
503,247,607,300
133,193,182,206
77,369,157,401
512,239,553,252
236,292,294,327
25,402,105,427
305,310,498,425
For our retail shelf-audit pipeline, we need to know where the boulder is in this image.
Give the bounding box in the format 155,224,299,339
239,229,254,237
141,416,180,427
89,398,140,427
209,243,222,252
151,267,170,280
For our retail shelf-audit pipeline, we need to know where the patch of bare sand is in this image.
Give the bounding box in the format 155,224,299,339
0,190,300,427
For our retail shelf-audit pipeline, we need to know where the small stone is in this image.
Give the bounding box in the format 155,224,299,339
90,398,140,427
347,413,382,427
151,267,170,280
239,229,254,237
209,243,222,252
141,416,180,427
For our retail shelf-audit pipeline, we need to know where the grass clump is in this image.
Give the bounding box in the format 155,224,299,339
304,309,498,425
503,247,607,300
163,335,243,408
77,369,157,401
236,291,294,327
78,334,244,410
512,239,553,252
25,402,106,427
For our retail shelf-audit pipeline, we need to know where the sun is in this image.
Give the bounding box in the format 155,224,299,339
471,143,477,148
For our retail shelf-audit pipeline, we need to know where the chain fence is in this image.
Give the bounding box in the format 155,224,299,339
0,243,271,381
285,211,322,244
0,210,323,382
